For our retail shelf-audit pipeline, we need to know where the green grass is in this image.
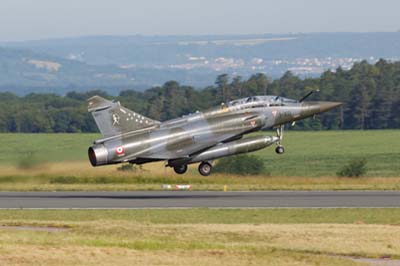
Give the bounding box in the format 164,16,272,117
0,131,399,191
1,130,399,177
0,133,98,164
1,208,400,224
254,130,400,177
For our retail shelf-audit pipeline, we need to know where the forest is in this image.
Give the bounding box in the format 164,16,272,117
0,59,399,133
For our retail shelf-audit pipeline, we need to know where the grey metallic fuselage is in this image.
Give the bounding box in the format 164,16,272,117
88,95,341,171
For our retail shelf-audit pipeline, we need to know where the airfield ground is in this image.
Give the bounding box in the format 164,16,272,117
0,131,399,265
0,130,399,191
1,209,400,266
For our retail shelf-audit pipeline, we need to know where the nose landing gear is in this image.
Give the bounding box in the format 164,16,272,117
275,125,285,154
275,145,285,154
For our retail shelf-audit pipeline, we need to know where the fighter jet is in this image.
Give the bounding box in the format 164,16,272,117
87,92,341,176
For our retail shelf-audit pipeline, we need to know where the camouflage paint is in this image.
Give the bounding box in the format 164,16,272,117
87,95,341,169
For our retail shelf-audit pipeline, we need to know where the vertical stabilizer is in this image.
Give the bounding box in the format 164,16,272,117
88,96,160,137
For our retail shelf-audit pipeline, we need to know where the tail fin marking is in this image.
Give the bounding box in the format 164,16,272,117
88,95,160,137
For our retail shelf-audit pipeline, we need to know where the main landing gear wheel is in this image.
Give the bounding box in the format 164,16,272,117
198,162,212,176
173,165,188,174
275,145,285,154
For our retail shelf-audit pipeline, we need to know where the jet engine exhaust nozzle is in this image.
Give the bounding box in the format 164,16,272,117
88,144,108,166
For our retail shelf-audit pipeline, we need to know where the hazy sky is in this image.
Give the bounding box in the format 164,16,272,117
1,0,399,42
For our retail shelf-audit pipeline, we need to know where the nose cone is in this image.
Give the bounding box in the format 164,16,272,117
317,101,343,113
300,101,342,118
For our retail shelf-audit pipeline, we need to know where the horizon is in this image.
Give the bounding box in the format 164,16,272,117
2,30,400,44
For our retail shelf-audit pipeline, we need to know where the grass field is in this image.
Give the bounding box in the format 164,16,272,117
256,130,400,177
0,133,96,164
0,130,399,191
1,208,400,266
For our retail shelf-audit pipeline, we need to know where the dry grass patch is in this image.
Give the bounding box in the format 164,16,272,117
0,220,399,265
0,244,359,266
1,161,400,191
195,223,400,258
2,208,399,266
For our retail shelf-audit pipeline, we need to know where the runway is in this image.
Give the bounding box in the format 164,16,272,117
1,191,400,209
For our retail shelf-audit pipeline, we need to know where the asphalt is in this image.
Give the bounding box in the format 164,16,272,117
1,191,400,209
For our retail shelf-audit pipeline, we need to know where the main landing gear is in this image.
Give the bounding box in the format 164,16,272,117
275,125,285,154
198,161,212,176
173,162,212,176
173,164,188,174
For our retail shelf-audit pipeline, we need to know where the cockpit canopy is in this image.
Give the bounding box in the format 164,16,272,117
227,96,298,108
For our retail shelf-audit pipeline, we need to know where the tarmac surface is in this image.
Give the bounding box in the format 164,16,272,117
1,191,400,209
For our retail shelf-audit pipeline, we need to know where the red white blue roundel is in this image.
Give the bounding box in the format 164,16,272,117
115,146,125,155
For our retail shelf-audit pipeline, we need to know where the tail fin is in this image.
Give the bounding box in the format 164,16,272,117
88,95,160,137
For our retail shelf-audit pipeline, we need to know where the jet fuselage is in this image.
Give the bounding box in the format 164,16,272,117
88,95,341,175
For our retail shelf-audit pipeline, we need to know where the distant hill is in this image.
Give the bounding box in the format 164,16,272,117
5,32,400,64
1,32,400,94
0,47,141,94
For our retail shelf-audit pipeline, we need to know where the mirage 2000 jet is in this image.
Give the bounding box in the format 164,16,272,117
87,92,341,176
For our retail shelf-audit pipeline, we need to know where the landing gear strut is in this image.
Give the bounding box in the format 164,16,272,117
173,164,188,174
275,125,285,154
198,161,212,176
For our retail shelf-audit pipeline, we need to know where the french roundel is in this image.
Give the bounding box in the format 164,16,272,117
116,146,125,155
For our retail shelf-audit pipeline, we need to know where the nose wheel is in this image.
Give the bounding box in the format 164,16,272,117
275,145,285,154
275,125,285,154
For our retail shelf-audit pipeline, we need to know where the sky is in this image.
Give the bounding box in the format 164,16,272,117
0,0,399,42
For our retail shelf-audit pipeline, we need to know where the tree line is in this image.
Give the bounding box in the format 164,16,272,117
0,59,399,133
